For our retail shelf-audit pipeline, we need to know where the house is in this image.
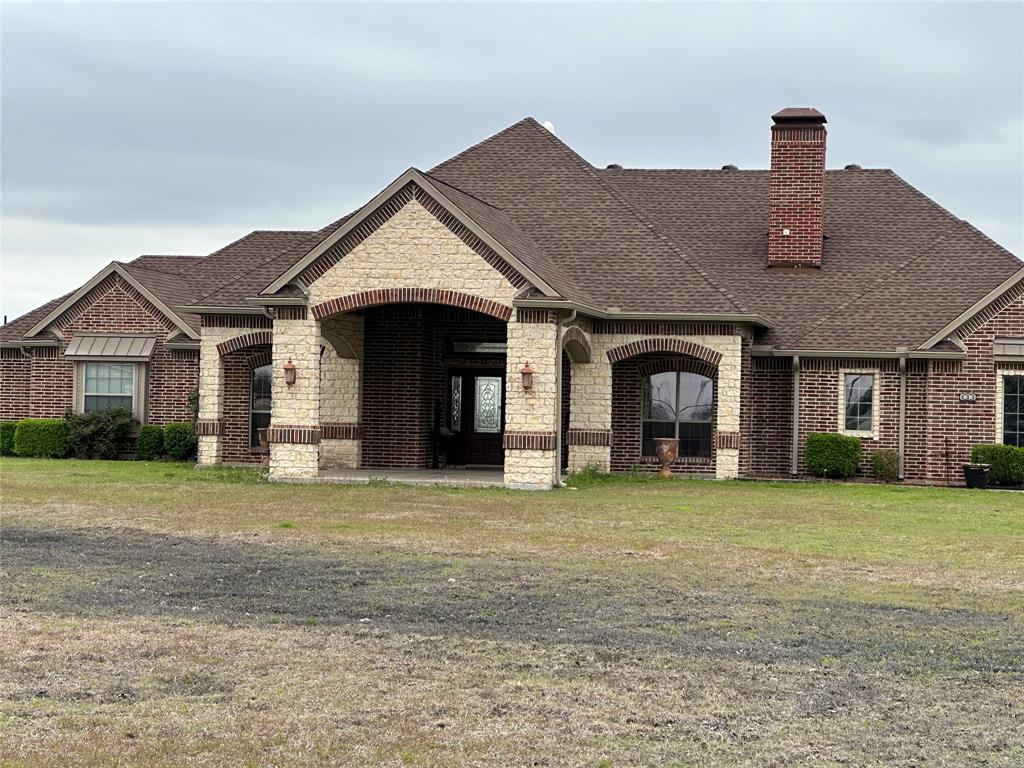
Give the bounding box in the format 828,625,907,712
2,109,1022,488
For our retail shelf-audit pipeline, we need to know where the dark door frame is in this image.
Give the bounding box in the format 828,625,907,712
445,366,506,467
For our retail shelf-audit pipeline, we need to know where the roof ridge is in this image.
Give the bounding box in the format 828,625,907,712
428,117,537,175
529,120,752,315
787,220,971,348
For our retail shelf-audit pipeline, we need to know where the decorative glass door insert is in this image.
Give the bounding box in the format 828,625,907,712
474,376,502,433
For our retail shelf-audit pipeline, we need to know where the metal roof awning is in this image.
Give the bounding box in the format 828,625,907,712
64,334,157,361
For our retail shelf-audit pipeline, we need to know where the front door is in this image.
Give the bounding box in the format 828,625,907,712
448,369,505,466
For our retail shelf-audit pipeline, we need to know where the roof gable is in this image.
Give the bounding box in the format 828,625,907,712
261,169,560,299
24,262,199,340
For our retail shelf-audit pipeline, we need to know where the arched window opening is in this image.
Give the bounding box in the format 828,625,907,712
642,371,713,458
250,364,272,447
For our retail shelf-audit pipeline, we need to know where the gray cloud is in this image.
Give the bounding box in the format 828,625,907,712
2,1,1021,319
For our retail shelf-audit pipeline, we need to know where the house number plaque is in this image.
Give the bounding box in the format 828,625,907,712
959,393,977,403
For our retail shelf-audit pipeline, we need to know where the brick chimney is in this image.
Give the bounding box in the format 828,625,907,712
768,107,827,268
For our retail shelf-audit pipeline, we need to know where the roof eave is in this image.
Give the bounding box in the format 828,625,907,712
753,346,967,361
513,297,775,328
181,305,266,316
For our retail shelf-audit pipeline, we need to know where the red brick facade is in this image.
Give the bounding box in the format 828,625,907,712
1,274,197,424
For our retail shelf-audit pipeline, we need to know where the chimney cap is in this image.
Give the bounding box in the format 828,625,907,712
772,107,826,125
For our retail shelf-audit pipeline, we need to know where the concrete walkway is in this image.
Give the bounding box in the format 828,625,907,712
316,467,506,488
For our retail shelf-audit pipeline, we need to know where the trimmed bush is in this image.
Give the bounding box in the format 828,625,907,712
805,433,862,479
164,421,197,461
870,449,900,482
0,422,16,456
13,419,69,458
971,444,1024,486
135,425,165,461
66,407,138,459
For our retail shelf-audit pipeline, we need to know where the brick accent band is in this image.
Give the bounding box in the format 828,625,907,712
503,431,557,450
312,289,513,322
268,425,321,444
321,422,363,440
715,431,741,450
216,330,273,356
566,428,612,446
275,306,308,320
196,419,222,436
606,338,723,366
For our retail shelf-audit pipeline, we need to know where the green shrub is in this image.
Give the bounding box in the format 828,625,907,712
805,433,862,479
0,422,16,456
164,421,197,461
13,419,69,458
135,424,165,461
870,449,900,482
65,407,138,460
971,444,1024,486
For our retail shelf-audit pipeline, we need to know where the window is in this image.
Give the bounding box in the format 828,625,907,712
83,362,135,413
843,373,874,433
1003,374,1024,447
642,371,713,458
250,364,272,447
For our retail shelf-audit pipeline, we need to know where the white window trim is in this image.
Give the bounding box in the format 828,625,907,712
995,369,1023,445
838,368,880,440
74,361,148,422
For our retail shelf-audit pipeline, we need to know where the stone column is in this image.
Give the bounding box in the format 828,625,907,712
319,314,363,468
567,356,613,472
269,311,321,481
714,335,743,479
504,311,560,489
196,330,225,466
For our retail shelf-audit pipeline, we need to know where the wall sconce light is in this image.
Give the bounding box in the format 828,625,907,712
520,362,534,391
283,359,297,386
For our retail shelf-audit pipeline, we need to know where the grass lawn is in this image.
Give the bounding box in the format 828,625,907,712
1,458,1021,767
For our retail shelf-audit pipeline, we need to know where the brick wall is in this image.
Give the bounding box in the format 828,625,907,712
220,346,271,465
749,356,793,476
610,354,718,476
1,275,197,424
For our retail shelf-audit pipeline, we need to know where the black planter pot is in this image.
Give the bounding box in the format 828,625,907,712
963,464,990,489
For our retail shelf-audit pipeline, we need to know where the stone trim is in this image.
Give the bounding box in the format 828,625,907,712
715,431,741,450
606,338,723,366
216,330,273,356
837,368,882,441
503,431,557,450
562,325,592,363
196,418,222,436
298,182,530,289
321,422,363,440
268,425,322,444
566,428,612,446
312,289,513,322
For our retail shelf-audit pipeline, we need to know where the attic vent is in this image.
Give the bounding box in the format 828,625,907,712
721,164,738,171
844,163,862,170
606,163,623,169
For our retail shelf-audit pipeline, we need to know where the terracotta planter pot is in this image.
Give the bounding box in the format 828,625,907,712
654,437,679,478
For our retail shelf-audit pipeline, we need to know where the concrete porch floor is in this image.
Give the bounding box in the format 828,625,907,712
316,467,506,488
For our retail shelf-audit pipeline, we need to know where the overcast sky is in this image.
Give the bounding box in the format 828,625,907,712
2,1,1021,320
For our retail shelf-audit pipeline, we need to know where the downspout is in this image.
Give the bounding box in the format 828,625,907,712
898,350,908,481
790,355,800,476
553,309,577,487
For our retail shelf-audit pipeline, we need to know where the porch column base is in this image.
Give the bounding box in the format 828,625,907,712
269,443,320,481
504,448,558,490
568,445,611,473
196,435,221,467
716,447,739,479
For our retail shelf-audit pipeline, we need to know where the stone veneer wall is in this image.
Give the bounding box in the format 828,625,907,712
567,322,744,479
269,313,321,480
319,314,363,468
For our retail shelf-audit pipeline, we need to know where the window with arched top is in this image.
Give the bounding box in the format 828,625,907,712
250,364,272,447
642,371,714,458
